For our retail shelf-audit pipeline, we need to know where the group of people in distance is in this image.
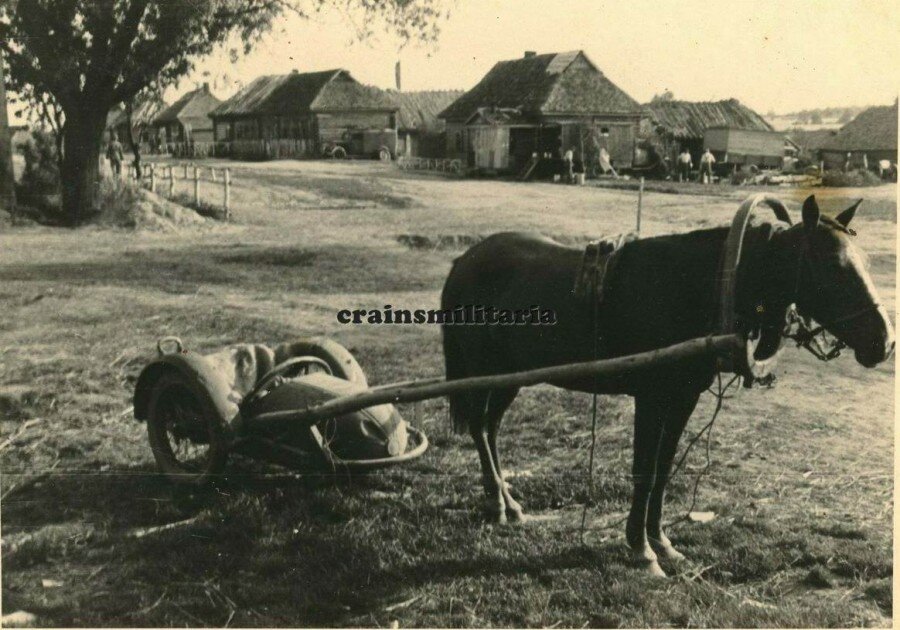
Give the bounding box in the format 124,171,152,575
676,147,716,183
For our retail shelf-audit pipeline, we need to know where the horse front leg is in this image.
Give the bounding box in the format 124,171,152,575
626,392,667,577
646,391,702,563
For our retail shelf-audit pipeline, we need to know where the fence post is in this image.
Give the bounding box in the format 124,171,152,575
636,176,644,234
168,165,175,197
211,168,217,183
149,164,156,193
223,168,231,220
183,163,188,179
193,165,200,205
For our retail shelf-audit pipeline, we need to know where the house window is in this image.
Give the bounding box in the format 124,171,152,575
600,126,610,137
455,131,464,152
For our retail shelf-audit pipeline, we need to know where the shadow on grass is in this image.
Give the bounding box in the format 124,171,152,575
0,243,448,296
2,460,613,627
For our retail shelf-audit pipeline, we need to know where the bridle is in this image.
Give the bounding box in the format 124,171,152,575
782,223,882,361
716,194,881,383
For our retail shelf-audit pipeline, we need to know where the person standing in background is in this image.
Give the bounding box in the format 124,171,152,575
106,132,124,177
677,148,692,182
699,148,716,184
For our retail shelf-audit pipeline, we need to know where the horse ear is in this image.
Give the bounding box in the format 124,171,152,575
801,195,820,230
835,199,862,227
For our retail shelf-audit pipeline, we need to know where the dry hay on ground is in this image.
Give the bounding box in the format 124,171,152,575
94,185,211,233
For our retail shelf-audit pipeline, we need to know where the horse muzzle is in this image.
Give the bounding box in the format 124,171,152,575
853,306,895,368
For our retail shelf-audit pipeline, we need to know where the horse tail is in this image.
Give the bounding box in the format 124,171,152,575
442,324,473,435
442,259,476,435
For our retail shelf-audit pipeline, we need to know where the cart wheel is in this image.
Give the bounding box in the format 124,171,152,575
273,337,368,387
378,147,392,161
146,373,228,485
331,146,347,159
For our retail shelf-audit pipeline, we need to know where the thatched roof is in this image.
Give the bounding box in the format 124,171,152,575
391,90,464,131
786,128,836,154
821,102,898,152
211,70,396,118
645,99,772,139
106,97,168,129
439,50,641,122
154,85,221,125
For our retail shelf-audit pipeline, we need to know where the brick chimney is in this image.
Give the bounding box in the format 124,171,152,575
524,51,536,58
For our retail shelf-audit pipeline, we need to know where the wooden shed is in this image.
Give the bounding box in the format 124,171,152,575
819,101,897,171
152,83,221,144
644,99,776,168
391,90,464,158
438,50,642,174
209,69,398,160
703,127,786,168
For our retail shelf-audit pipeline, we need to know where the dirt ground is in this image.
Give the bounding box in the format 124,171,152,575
0,160,895,627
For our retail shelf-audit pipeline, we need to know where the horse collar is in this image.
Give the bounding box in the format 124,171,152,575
716,194,792,380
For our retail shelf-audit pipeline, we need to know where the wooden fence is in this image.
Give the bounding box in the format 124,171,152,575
129,162,232,220
396,155,463,175
161,139,316,161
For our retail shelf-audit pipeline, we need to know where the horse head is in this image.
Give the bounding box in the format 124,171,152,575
768,195,895,368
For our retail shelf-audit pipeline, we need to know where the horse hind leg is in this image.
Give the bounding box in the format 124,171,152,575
484,388,523,523
466,390,508,524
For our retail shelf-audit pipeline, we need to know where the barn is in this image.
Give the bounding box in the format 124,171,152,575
152,84,221,146
644,99,780,168
819,101,898,171
438,50,642,174
391,90,464,158
209,69,399,160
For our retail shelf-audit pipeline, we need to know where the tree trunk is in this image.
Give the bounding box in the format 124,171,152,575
126,100,142,179
0,53,16,212
60,110,105,226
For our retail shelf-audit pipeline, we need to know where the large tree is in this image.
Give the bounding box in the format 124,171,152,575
0,0,445,225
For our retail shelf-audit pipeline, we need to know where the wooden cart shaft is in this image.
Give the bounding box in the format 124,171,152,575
246,333,742,432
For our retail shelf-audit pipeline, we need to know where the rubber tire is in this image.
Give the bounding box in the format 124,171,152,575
378,147,391,161
146,372,228,486
274,337,368,387
331,146,347,160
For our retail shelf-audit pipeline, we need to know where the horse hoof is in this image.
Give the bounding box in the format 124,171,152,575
643,560,667,578
633,556,667,577
649,537,686,562
505,507,525,523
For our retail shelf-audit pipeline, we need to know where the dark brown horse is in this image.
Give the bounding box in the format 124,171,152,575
441,195,893,577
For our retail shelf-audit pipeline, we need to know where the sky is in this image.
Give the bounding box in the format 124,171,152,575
8,0,900,123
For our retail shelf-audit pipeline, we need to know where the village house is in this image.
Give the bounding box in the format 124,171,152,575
439,50,643,173
152,83,221,145
209,69,399,160
643,98,781,169
819,101,898,172
391,90,464,158
105,97,168,151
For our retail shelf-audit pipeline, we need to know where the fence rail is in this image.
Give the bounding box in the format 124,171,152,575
128,162,232,220
396,156,463,175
